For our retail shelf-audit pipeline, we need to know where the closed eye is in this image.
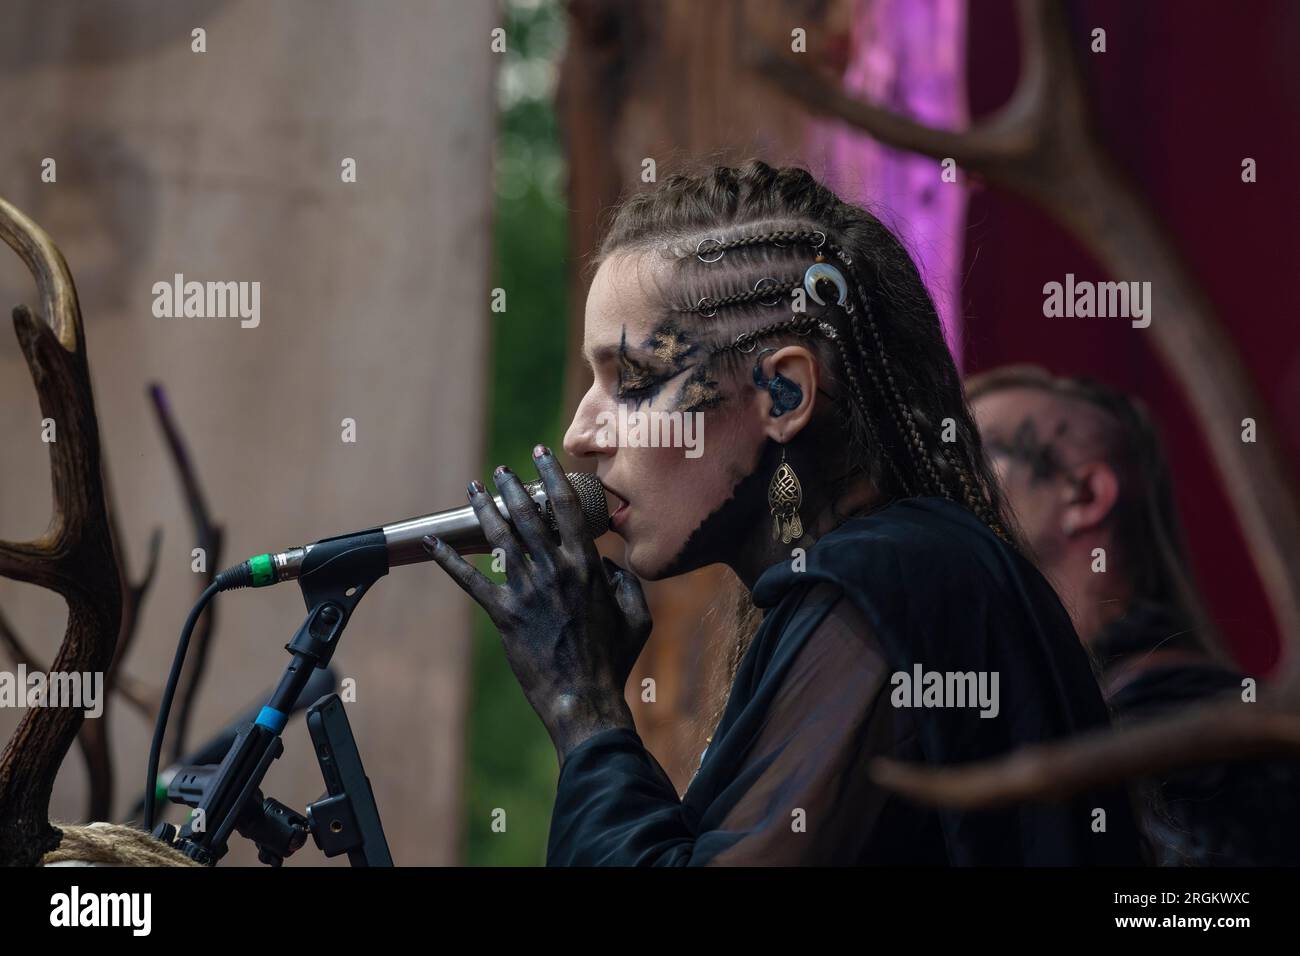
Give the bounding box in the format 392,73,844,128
616,380,663,408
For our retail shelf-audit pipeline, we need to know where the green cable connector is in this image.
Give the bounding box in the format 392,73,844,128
249,553,275,587
154,777,168,802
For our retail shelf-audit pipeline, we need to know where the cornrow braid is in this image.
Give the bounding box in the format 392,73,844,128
692,223,961,504
710,313,827,356
694,229,841,260
677,276,802,316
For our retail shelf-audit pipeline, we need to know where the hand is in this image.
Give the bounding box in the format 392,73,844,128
422,444,652,763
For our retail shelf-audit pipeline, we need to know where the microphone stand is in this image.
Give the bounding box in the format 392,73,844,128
125,665,338,826
151,529,394,866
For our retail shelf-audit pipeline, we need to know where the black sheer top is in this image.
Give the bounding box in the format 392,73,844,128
547,497,1144,865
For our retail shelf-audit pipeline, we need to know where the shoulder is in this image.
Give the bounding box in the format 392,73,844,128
751,496,1081,682
754,496,1038,613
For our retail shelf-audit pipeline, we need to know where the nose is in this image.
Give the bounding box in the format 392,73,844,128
563,384,616,461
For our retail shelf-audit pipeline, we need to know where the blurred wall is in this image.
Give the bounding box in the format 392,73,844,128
0,0,496,864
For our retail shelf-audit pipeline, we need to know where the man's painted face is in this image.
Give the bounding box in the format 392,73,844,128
971,387,1076,564
563,252,766,579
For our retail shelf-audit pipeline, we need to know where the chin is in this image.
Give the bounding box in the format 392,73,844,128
622,545,666,582
623,530,705,582
619,536,676,582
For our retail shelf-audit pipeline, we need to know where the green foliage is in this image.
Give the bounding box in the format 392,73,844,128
463,0,569,867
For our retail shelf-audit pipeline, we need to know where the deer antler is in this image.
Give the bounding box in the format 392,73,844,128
869,695,1300,809
745,0,1300,803
146,382,224,764
0,196,123,866
0,379,225,824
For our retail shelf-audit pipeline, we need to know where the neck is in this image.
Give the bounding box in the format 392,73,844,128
729,469,880,591
1043,532,1134,645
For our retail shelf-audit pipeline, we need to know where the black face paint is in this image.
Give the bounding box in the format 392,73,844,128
617,321,720,411
988,418,1069,481
617,326,668,409
657,444,774,579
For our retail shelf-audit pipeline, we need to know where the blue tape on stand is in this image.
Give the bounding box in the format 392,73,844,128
255,705,288,734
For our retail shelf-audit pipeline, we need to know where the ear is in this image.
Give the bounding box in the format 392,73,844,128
751,344,820,443
1059,461,1120,537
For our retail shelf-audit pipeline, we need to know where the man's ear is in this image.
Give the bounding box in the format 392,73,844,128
753,345,819,443
1060,461,1120,537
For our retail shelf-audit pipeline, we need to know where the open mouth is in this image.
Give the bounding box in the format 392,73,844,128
604,485,630,530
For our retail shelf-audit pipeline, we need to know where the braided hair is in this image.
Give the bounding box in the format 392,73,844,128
593,160,1016,545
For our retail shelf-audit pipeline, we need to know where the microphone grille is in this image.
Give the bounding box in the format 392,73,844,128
565,471,611,538
523,471,610,539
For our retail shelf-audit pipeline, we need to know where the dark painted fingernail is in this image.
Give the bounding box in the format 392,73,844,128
421,535,439,553
494,464,512,479
467,480,485,497
533,444,551,459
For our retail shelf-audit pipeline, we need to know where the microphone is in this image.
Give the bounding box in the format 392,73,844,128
230,472,609,588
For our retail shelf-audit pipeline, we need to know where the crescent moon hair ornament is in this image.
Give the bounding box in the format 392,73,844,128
804,261,848,307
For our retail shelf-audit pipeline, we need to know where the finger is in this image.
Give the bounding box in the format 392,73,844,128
531,444,595,552
423,535,502,611
603,557,649,618
603,557,653,648
492,464,555,563
467,479,526,571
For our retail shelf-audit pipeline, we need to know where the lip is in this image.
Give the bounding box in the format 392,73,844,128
604,484,630,532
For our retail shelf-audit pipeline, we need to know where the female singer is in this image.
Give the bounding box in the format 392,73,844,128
423,161,1143,865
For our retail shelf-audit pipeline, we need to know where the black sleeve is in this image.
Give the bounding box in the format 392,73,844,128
546,588,900,865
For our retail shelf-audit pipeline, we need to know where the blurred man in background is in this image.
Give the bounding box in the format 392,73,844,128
968,365,1300,865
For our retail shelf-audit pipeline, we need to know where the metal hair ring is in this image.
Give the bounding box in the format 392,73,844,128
696,237,724,263
697,296,718,317
754,277,783,306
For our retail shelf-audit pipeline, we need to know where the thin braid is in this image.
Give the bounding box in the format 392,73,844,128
826,320,909,492
701,229,826,255
690,215,996,522
676,277,802,314
942,446,1005,539
840,297,916,494
698,227,937,500
798,242,925,496
842,280,937,495
857,291,951,498
714,314,822,355
822,242,933,495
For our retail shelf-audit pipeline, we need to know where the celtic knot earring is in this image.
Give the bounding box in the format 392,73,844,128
753,348,802,418
767,445,804,544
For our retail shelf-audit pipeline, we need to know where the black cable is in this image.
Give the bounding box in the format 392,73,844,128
143,563,253,833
